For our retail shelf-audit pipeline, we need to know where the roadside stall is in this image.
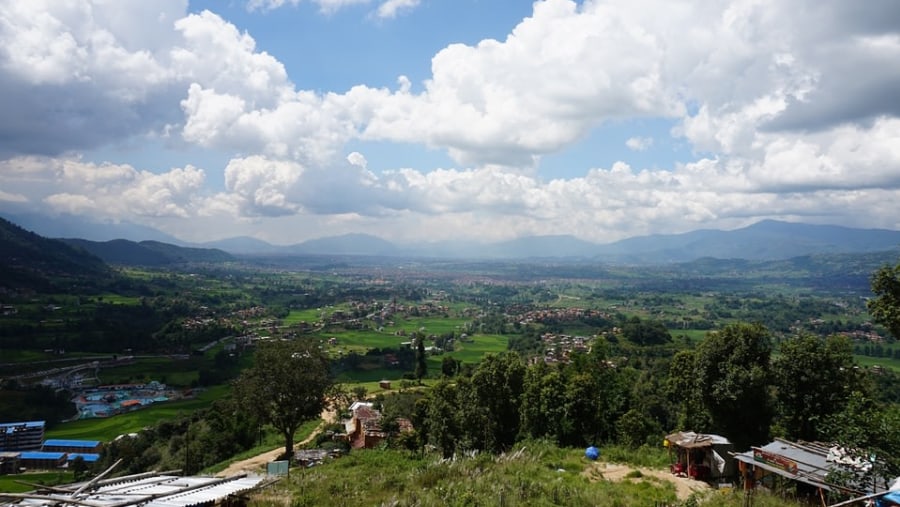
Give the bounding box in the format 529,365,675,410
664,431,735,482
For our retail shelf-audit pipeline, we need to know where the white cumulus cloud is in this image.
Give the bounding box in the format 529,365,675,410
377,0,420,19
1,0,900,243
626,137,653,151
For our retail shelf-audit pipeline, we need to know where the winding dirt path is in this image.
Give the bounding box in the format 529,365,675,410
217,408,336,477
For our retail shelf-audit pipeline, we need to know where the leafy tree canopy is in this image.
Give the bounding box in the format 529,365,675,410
868,262,900,339
694,322,773,450
232,339,333,459
773,334,867,441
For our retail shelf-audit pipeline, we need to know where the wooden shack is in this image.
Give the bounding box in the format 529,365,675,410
664,431,736,481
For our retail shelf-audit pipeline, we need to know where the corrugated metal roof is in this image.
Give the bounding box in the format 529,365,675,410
665,431,731,448
733,438,890,495
0,474,271,507
19,452,65,460
143,476,266,507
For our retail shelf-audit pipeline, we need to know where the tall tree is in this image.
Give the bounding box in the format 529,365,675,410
520,362,569,442
694,322,773,449
441,355,460,377
560,344,626,446
667,349,710,432
465,352,526,452
868,262,900,339
773,334,867,441
415,335,428,381
423,380,460,458
232,339,333,460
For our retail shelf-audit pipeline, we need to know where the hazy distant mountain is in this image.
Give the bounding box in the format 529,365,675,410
206,221,900,262
62,238,233,266
288,233,401,256
202,236,285,255
594,220,900,263
7,213,900,263
6,212,185,244
0,215,111,288
457,235,600,259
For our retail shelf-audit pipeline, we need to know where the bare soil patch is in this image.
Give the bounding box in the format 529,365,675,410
585,462,712,501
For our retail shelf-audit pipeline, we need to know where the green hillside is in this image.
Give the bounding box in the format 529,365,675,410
61,238,233,266
0,215,111,289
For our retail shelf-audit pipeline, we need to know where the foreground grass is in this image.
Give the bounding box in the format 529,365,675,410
250,441,804,507
254,443,676,507
0,472,74,493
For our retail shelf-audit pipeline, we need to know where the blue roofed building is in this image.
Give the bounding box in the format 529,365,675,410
43,439,102,454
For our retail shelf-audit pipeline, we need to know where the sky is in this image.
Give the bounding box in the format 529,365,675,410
1,0,899,246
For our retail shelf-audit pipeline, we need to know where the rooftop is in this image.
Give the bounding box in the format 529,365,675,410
43,439,101,448
733,438,892,495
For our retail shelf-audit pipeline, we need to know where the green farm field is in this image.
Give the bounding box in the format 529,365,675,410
443,333,508,363
97,356,203,386
322,329,405,354
94,294,142,305
386,315,467,336
283,308,327,325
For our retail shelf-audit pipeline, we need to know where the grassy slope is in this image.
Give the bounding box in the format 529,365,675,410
0,472,75,494
250,442,801,507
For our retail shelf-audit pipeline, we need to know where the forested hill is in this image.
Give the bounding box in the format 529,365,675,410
0,215,111,289
61,238,234,266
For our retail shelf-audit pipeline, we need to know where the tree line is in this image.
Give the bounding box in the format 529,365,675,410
408,322,899,480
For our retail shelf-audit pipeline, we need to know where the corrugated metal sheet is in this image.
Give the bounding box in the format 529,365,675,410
733,438,890,495
665,431,731,448
0,473,271,506
143,476,267,507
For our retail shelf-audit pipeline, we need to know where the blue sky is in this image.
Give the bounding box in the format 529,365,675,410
1,0,899,245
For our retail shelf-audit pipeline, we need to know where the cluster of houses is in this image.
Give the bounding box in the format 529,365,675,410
0,421,101,474
537,333,592,364
514,307,611,326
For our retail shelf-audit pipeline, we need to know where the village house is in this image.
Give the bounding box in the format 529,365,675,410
343,401,412,450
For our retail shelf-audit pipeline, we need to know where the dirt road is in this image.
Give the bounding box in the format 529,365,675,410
217,409,336,477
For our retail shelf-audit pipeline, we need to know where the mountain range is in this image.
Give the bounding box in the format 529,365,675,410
205,219,900,263
4,213,900,264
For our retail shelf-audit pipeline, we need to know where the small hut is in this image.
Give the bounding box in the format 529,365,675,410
665,431,735,481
